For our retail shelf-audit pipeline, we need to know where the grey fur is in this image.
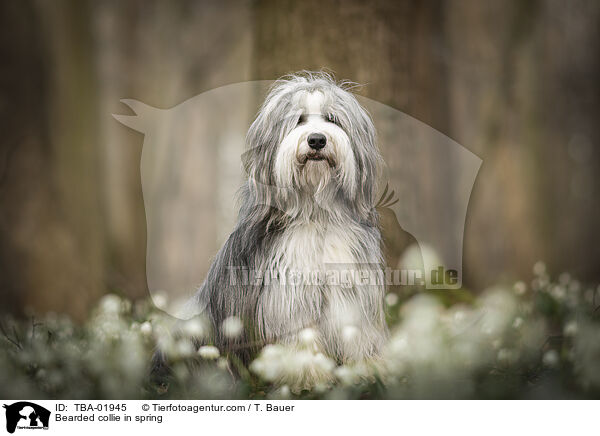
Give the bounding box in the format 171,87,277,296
185,72,388,366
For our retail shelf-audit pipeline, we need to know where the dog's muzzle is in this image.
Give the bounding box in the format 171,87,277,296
307,133,327,150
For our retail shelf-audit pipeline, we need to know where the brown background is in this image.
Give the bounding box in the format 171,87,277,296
1,0,599,319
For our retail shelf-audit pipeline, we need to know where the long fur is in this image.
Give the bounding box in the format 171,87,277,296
156,72,388,384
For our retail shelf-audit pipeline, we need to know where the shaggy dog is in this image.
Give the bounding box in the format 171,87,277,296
155,72,388,388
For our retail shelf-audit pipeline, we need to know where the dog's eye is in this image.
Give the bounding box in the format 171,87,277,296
325,113,340,126
296,114,307,126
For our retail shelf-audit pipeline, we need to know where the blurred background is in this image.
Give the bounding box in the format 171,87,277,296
0,0,599,320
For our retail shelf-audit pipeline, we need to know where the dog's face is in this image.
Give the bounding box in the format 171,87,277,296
275,90,356,192
245,74,380,218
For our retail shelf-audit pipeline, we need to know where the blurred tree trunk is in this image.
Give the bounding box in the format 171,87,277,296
0,1,106,319
0,1,53,315
1,0,255,319
34,0,106,317
447,0,600,286
1,0,600,320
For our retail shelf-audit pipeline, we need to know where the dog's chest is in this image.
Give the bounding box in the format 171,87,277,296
258,222,360,338
271,222,358,273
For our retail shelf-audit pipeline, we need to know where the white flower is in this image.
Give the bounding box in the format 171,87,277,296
497,348,517,365
152,292,168,310
453,310,466,323
479,288,518,336
342,325,359,343
385,293,399,306
175,339,194,358
140,321,153,336
99,294,122,315
250,345,335,390
335,366,358,385
550,285,566,301
313,353,335,373
250,346,285,382
533,261,546,276
278,385,291,399
222,317,243,338
542,350,559,368
198,345,220,360
513,281,527,295
181,318,205,337
388,333,409,355
261,344,284,359
512,317,523,329
313,382,330,394
563,321,578,337
299,328,317,346
558,272,571,285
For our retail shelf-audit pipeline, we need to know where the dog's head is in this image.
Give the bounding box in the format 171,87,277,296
244,72,380,218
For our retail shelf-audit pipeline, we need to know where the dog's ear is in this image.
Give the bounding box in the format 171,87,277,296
244,108,284,186
351,105,380,215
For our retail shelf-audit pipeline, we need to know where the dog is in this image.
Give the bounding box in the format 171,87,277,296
154,72,388,388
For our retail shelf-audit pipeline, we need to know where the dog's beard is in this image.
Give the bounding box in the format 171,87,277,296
275,130,352,196
300,159,334,192
269,91,362,208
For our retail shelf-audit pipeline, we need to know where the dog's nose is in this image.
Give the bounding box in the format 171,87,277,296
307,133,327,150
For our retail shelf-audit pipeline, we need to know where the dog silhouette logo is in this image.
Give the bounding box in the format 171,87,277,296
3,402,50,433
113,80,481,317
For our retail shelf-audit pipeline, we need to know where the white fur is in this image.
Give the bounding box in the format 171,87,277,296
181,73,388,390
274,91,357,199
